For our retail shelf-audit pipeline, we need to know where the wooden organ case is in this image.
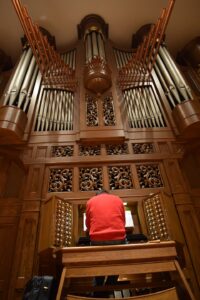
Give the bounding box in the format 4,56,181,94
0,1,200,299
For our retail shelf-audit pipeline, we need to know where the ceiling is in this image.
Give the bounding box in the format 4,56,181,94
0,0,200,65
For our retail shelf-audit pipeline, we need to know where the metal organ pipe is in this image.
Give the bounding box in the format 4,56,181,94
154,45,193,112
97,33,105,59
123,87,165,128
160,46,193,99
2,50,27,105
9,47,32,105
91,31,98,57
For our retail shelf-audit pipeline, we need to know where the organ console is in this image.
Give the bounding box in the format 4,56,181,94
0,0,200,299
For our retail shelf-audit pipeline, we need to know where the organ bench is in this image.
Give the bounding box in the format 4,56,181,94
55,241,196,300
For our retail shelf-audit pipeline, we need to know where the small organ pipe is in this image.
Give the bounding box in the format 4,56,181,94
60,91,65,130
44,90,50,131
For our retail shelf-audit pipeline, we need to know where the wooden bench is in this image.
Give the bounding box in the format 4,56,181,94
66,287,179,300
55,241,195,300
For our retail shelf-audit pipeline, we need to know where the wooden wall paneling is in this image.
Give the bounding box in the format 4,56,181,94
8,210,40,300
24,164,45,200
177,204,200,289
163,159,188,194
0,157,10,197
73,166,79,193
0,216,19,300
35,145,48,159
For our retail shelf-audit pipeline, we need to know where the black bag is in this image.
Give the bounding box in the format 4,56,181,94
23,276,57,300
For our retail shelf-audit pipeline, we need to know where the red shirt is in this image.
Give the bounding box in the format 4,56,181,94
86,193,126,241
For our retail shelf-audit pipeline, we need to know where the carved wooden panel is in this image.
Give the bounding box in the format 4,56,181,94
52,145,74,157
132,143,154,154
48,168,73,192
136,164,164,188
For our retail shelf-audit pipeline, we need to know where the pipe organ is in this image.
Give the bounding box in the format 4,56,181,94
0,1,200,299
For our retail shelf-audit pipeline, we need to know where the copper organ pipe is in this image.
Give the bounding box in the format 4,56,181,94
117,0,175,89
12,0,77,91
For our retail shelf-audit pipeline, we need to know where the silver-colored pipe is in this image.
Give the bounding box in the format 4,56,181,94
68,92,72,130
57,91,62,130
117,50,123,69
23,65,39,112
9,47,32,105
53,92,59,131
129,89,141,127
44,90,51,131
49,91,55,131
148,87,165,127
2,50,27,105
97,33,105,59
145,87,161,127
142,87,157,127
153,64,176,107
64,93,70,130
41,90,49,131
86,34,92,62
123,91,131,127
139,88,155,127
156,54,181,103
72,50,76,70
70,93,74,130
36,89,46,131
60,91,65,130
161,45,193,99
136,88,150,128
125,90,136,128
18,55,36,108
91,31,98,57
132,88,146,128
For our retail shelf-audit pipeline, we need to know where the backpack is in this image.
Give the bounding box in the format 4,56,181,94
22,276,57,300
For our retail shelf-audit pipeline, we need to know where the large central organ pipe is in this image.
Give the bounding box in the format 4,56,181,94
85,30,105,62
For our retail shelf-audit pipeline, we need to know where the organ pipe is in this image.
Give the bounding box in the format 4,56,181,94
35,89,74,132
123,87,165,128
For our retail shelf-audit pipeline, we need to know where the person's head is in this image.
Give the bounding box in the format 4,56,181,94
96,188,109,195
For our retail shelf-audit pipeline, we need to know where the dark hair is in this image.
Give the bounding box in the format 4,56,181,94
96,188,109,195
